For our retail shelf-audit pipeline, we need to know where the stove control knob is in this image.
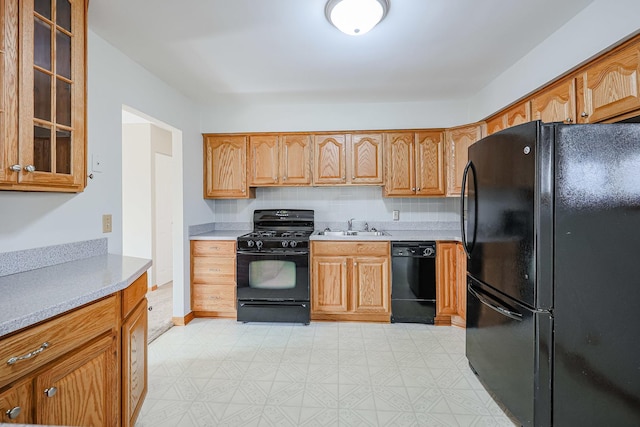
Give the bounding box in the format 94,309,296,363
290,241,298,248
247,240,255,247
281,241,289,248
256,240,263,250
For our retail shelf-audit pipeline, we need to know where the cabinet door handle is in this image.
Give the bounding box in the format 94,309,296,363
24,165,36,173
565,117,573,123
581,112,589,118
9,164,21,172
7,342,50,365
6,406,21,420
44,387,58,398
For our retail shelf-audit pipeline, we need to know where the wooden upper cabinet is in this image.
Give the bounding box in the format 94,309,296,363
384,132,415,196
486,102,531,135
1,0,87,192
0,0,18,185
203,135,253,199
415,131,445,196
531,77,577,124
577,40,640,123
384,131,445,197
248,134,311,186
445,123,484,197
248,135,279,186
281,134,311,185
313,134,346,185
350,133,383,184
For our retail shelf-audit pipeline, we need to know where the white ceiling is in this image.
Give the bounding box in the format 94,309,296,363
89,0,595,106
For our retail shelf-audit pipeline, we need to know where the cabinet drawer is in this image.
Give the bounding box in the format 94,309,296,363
192,284,236,312
192,257,236,283
122,272,148,318
192,241,236,256
0,296,117,387
312,241,390,257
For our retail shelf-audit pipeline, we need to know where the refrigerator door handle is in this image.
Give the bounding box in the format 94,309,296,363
468,285,523,321
460,161,476,258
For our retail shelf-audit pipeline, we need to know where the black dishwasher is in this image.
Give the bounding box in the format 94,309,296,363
391,241,437,324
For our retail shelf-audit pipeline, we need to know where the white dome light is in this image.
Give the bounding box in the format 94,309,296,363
325,0,389,36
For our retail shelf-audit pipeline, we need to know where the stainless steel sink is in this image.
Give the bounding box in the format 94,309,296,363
315,230,389,237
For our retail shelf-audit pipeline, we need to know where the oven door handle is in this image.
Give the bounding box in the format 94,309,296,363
236,250,309,256
239,302,308,308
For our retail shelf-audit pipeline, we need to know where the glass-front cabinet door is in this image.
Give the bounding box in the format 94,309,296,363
17,0,85,190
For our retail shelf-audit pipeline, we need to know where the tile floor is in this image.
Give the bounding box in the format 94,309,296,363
136,319,518,427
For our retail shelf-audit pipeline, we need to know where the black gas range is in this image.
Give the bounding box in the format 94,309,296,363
236,209,314,324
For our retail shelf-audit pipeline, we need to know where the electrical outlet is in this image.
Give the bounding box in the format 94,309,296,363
102,214,112,233
393,210,400,221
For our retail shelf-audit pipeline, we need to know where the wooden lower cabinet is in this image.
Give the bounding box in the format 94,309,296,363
435,241,467,327
191,240,237,318
122,297,148,427
0,273,148,426
311,241,390,322
0,378,33,424
36,334,118,426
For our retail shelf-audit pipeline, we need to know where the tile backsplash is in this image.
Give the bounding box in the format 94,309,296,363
213,187,460,225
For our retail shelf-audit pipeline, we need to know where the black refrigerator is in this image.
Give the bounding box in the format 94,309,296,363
461,120,640,427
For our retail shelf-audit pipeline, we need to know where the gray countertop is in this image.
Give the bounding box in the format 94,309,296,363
310,230,461,242
190,229,461,242
0,254,151,338
190,230,247,241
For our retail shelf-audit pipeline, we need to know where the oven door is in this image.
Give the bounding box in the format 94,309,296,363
236,250,309,302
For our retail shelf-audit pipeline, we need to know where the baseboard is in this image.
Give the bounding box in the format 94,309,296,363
172,312,195,326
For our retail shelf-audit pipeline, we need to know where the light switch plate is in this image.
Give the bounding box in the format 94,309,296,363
102,214,112,233
393,210,400,221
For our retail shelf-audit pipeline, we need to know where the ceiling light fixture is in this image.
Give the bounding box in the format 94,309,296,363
325,0,389,36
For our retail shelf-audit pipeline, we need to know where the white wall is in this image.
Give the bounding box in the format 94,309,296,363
199,99,471,133
122,124,152,262
469,0,640,120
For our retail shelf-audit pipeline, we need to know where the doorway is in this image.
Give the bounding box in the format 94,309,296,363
121,107,183,342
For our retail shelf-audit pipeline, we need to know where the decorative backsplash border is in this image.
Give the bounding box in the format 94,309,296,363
0,238,108,277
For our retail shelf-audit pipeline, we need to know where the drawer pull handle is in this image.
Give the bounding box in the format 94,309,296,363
7,342,50,365
44,387,58,398
6,406,21,420
208,268,221,272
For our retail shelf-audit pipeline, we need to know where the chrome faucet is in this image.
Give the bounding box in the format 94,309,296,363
347,218,355,231
364,222,369,232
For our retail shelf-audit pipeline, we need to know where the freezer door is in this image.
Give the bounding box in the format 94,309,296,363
466,277,551,427
553,123,640,426
463,121,538,307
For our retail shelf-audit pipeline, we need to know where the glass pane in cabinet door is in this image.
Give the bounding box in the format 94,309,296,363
34,125,52,173
57,0,71,31
56,79,71,126
56,30,71,79
34,18,52,70
56,129,71,174
35,0,51,20
34,69,52,121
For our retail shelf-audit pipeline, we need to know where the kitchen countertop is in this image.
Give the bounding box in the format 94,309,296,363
190,229,461,242
190,230,247,240
0,254,151,338
310,229,461,242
